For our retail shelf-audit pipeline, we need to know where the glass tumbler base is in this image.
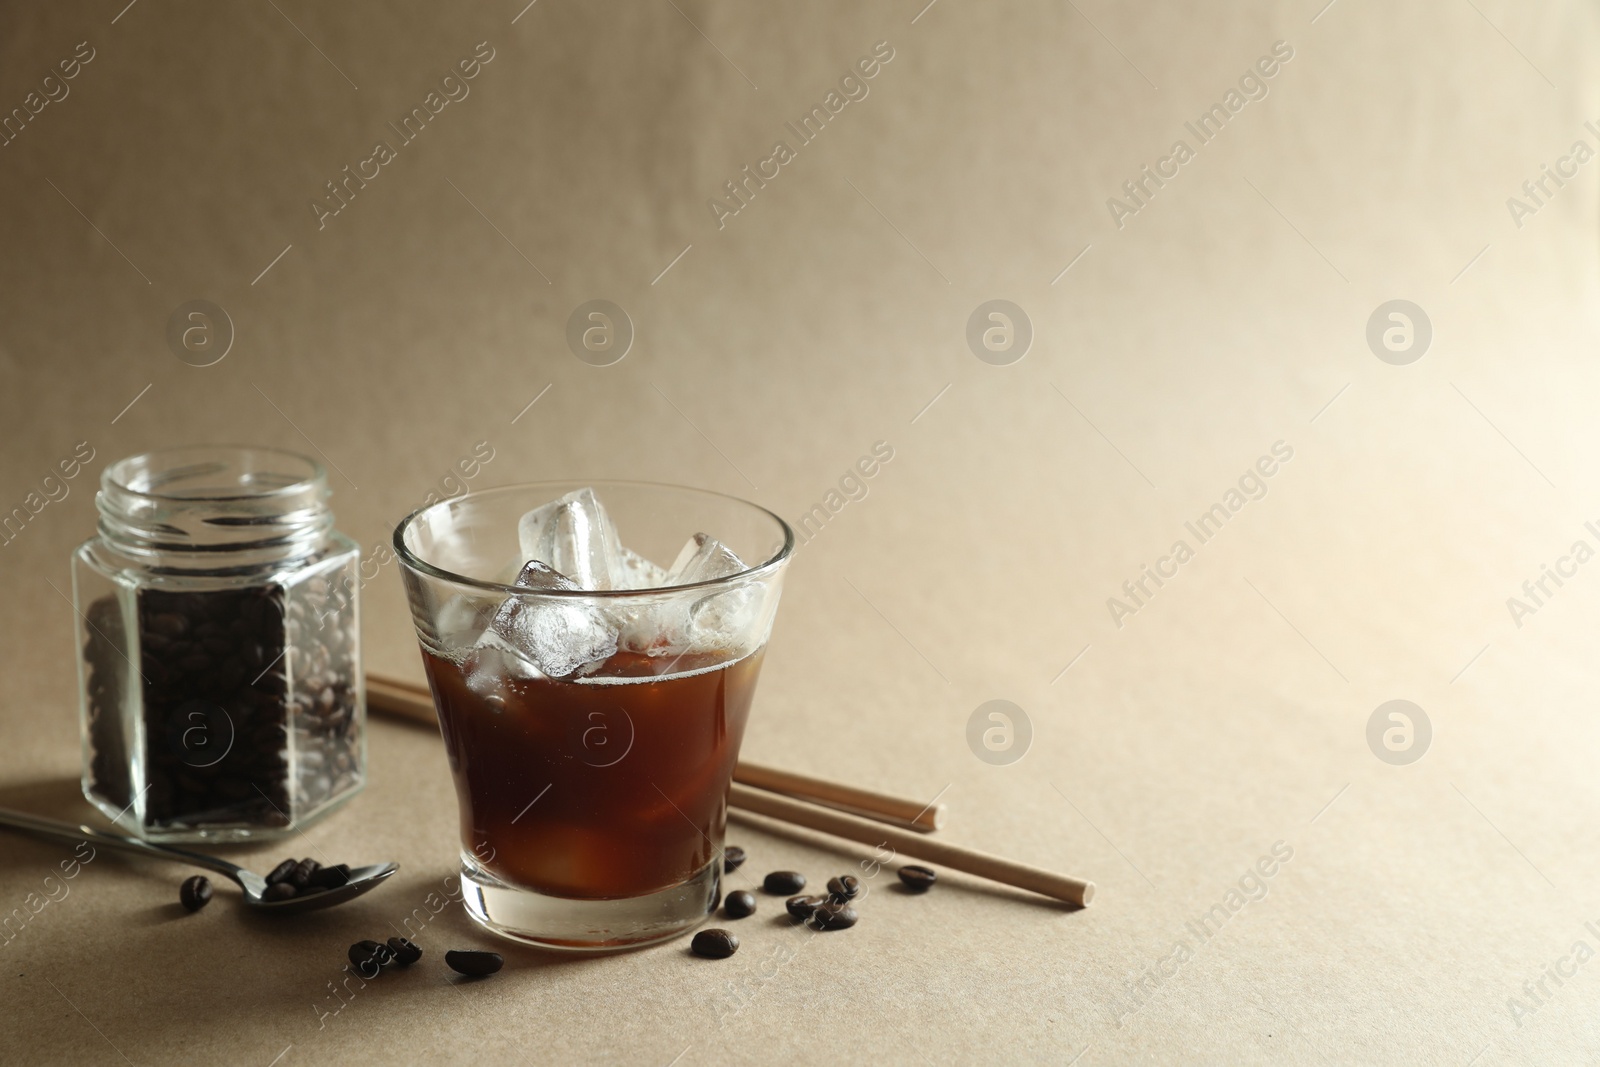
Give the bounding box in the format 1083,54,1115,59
459,854,721,952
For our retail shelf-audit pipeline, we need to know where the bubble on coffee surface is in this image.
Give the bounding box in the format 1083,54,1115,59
464,633,545,701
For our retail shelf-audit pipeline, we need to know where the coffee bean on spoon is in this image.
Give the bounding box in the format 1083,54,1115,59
826,875,860,902
262,882,298,902
898,865,937,892
763,870,805,895
722,846,746,873
308,863,351,890
388,937,423,966
289,857,320,888
785,895,826,922
691,929,739,959
811,903,858,931
179,875,212,912
723,891,756,919
265,858,298,886
445,950,504,977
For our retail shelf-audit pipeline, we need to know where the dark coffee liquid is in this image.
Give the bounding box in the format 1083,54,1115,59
422,646,763,899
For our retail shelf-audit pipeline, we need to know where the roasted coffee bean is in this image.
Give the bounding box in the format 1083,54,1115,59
811,903,858,930
131,587,296,831
445,950,504,977
308,863,351,890
723,846,746,873
81,597,132,809
785,895,826,922
372,941,396,967
85,574,366,838
265,858,298,886
827,875,860,902
691,929,739,959
348,939,382,966
723,891,756,919
348,941,387,978
290,857,320,888
763,870,806,895
348,940,385,973
179,875,212,912
898,865,937,892
261,882,298,902
388,937,423,966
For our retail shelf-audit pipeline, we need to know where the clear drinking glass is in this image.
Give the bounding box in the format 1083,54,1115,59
394,481,793,950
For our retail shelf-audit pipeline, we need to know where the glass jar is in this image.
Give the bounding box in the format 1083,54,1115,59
72,445,365,842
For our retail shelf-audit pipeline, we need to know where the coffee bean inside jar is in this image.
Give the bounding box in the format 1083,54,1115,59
81,594,132,810
138,585,292,829
74,447,366,841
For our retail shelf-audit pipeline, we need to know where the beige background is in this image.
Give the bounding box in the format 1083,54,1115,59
2,0,1600,1062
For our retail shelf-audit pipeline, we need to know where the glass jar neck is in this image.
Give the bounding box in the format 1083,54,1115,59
96,446,335,574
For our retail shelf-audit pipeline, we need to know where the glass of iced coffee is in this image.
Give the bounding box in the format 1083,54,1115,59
394,482,792,950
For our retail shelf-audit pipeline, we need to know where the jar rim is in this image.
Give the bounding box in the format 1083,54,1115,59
103,444,327,502
95,445,335,567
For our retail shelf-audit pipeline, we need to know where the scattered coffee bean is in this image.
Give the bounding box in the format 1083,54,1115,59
445,950,504,977
348,939,382,965
785,895,826,922
261,882,298,902
827,875,860,902
265,858,298,886
308,863,351,890
388,937,423,966
811,903,858,930
372,941,396,967
179,875,212,912
763,870,806,895
290,857,320,889
898,865,937,892
349,940,385,975
691,929,739,959
723,891,756,919
723,846,746,873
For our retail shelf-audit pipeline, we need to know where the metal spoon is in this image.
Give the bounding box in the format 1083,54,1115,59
0,807,398,914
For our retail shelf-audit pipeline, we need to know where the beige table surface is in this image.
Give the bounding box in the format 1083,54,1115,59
4,1,1600,1063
